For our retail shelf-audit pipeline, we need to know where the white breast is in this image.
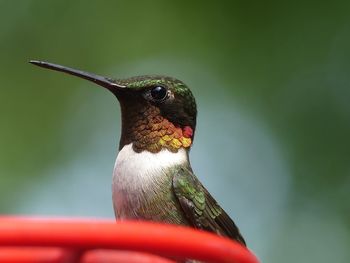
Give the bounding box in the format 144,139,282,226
112,143,188,218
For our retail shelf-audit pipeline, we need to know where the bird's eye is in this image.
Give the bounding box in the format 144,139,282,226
150,86,168,101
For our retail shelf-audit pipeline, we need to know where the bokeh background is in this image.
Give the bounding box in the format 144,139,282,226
1,1,349,262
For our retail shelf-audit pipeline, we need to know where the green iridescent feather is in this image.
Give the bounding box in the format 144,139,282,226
172,166,246,245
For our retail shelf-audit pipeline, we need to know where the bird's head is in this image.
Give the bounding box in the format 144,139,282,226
30,61,197,153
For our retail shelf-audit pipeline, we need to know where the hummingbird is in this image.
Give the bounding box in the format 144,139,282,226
30,60,246,246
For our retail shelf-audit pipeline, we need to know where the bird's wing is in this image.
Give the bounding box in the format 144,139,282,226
172,166,246,245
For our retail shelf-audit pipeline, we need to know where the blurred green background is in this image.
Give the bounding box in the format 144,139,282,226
1,1,349,262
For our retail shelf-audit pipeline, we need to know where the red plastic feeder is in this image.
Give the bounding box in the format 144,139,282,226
0,217,259,263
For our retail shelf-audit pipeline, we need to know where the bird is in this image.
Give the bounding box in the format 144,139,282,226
30,60,246,246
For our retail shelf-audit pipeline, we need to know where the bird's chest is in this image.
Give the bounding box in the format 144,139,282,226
112,144,187,220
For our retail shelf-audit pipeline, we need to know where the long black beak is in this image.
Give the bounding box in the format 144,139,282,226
29,60,126,91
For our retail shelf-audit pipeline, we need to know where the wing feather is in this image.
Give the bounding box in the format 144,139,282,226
172,166,246,245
